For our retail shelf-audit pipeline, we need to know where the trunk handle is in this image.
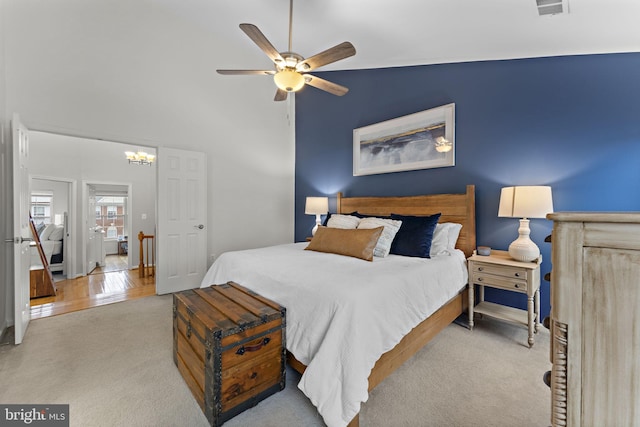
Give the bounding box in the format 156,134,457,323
236,337,271,355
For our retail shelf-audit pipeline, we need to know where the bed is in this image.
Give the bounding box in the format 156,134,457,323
31,216,67,274
200,185,476,427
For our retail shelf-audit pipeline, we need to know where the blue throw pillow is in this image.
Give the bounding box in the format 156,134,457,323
321,212,332,226
352,211,392,220
323,211,360,226
389,213,441,258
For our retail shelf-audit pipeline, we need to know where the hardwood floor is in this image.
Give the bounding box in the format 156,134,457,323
90,254,129,273
30,263,155,320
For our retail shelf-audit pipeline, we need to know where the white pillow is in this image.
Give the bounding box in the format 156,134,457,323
327,214,361,229
430,223,463,256
357,217,402,257
48,225,64,241
39,223,57,241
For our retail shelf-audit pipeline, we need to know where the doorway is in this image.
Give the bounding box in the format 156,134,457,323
27,131,158,318
30,176,77,281
84,182,132,275
28,131,157,281
24,131,207,320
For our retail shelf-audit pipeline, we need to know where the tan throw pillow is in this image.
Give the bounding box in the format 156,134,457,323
305,226,384,261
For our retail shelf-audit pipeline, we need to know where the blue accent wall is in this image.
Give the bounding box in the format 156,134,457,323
295,52,640,320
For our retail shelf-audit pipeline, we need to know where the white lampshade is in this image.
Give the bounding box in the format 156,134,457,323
498,186,553,262
305,197,329,215
305,197,329,236
498,186,554,219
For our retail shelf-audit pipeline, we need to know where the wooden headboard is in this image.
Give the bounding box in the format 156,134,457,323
336,184,476,258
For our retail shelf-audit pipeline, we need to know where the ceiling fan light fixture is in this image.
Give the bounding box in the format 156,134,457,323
274,69,305,92
283,54,300,68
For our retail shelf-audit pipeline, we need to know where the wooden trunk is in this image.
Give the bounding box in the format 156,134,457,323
173,282,286,427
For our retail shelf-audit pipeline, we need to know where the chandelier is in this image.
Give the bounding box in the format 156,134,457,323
125,151,156,165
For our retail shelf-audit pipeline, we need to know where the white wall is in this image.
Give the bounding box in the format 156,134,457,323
29,131,157,277
3,0,295,285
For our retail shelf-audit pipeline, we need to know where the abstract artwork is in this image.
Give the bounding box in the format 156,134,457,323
353,103,455,176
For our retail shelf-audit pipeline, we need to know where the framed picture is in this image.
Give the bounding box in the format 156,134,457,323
353,103,455,176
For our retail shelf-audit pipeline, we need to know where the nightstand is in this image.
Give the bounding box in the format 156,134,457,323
468,249,542,347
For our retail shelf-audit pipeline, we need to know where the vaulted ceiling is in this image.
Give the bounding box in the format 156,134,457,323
171,0,640,72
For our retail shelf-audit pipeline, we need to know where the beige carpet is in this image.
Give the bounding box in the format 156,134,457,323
0,295,551,427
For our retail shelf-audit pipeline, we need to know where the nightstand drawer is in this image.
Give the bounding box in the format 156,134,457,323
471,263,528,280
470,272,528,292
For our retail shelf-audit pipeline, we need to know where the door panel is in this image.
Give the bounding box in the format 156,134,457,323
85,184,97,274
12,114,31,344
156,147,207,294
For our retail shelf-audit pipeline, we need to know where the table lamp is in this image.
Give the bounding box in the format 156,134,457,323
305,196,329,236
498,186,553,262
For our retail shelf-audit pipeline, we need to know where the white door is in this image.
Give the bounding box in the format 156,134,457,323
85,184,98,274
156,147,207,294
12,114,32,344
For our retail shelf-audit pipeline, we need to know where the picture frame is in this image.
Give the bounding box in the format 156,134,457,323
353,103,455,176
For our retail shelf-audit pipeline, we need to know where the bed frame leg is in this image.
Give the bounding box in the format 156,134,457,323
347,413,359,427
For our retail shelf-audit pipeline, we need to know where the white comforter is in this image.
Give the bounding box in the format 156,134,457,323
200,242,468,427
30,240,62,268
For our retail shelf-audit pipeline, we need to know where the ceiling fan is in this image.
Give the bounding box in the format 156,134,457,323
216,0,356,101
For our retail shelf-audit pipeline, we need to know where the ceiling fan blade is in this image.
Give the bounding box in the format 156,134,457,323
239,23,284,64
216,69,275,75
297,42,356,72
303,74,349,96
274,88,288,102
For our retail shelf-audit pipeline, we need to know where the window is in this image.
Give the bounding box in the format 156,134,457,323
95,195,127,239
107,206,117,219
31,192,53,225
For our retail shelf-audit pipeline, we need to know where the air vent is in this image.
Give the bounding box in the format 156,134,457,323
536,0,568,16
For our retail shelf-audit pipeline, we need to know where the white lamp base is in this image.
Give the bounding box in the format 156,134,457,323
508,218,540,262
311,214,322,236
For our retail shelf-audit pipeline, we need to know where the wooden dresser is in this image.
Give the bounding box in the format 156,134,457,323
547,212,640,427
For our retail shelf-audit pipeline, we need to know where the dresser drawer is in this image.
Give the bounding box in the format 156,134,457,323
470,272,528,292
471,263,528,280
